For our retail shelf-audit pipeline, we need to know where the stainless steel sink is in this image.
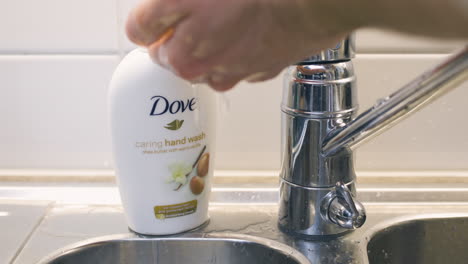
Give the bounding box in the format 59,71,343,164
367,215,468,264
5,173,468,264
37,233,311,264
37,213,468,264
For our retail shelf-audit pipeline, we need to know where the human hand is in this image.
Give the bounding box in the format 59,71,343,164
126,0,357,91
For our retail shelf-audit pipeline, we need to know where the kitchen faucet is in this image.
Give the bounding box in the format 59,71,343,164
279,37,468,237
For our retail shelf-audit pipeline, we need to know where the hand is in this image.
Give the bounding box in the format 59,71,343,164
126,0,356,91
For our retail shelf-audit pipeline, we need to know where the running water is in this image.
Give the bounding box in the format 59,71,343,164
217,92,231,117
192,83,201,129
191,82,232,127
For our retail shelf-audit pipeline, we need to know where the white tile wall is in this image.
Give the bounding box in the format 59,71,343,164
357,29,465,54
118,0,143,52
216,78,282,170
216,54,468,170
0,0,466,171
0,56,119,169
354,55,468,170
0,0,118,53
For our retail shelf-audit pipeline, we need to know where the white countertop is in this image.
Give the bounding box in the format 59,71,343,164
0,201,51,264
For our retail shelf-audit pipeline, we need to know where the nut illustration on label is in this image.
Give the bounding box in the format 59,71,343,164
190,176,205,195
189,152,209,195
197,153,209,177
168,145,209,195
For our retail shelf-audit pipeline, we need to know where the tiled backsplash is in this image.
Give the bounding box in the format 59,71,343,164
0,0,118,53
0,0,466,171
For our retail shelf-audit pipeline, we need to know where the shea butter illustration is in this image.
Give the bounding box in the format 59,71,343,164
169,146,209,194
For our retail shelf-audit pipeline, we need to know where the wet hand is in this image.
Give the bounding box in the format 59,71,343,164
126,0,355,91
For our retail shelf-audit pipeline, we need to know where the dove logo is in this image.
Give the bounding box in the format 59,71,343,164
150,96,197,116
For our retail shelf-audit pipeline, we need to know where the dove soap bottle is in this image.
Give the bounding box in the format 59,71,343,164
109,48,216,235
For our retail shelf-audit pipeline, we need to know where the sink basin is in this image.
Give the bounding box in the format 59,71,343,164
367,215,468,264
37,233,310,264
8,177,468,264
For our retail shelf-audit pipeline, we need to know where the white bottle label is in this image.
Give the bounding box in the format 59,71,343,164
132,90,212,220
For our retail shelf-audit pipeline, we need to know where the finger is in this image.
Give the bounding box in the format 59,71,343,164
148,1,260,80
147,28,175,70
148,18,217,80
208,74,242,92
126,0,189,46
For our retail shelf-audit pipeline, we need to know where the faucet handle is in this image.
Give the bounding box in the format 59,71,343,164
299,35,355,64
321,182,366,229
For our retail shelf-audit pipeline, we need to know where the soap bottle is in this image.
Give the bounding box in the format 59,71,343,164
109,48,217,235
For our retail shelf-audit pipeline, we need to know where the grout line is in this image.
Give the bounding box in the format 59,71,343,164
356,51,456,55
0,51,456,57
355,53,452,58
9,202,55,264
114,0,126,59
2,169,468,183
0,52,452,57
364,202,468,206
0,52,120,56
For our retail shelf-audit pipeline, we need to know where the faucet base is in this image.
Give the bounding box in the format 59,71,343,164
278,179,359,237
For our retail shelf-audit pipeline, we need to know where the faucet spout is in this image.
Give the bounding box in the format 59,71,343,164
323,46,468,157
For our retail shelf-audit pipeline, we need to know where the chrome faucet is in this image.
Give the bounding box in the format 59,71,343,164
279,37,468,237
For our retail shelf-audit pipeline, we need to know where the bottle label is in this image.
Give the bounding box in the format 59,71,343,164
149,95,197,116
154,200,198,219
131,91,212,220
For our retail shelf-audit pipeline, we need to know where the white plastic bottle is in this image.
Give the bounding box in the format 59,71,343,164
109,48,216,235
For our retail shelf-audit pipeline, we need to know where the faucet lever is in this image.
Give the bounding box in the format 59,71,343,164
322,182,366,230
322,45,468,157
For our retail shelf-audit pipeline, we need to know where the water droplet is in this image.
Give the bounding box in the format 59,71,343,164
217,92,231,118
